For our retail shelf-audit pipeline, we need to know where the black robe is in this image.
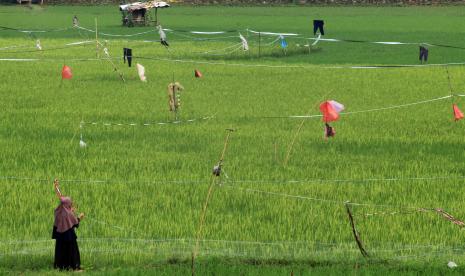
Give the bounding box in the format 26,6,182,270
52,222,80,270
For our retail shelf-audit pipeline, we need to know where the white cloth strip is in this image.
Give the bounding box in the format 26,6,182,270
19,30,46,33
190,31,226,35
65,40,93,46
0,58,39,61
373,41,412,45
74,25,95,33
248,29,299,36
287,95,452,118
316,38,341,42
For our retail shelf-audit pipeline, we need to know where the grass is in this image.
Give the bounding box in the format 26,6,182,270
1,4,465,274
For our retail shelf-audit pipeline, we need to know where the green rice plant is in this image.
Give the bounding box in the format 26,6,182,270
1,4,465,274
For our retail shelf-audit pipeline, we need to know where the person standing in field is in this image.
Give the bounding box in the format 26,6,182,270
52,179,84,271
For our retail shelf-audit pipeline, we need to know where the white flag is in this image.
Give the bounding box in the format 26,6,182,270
329,100,345,113
158,25,167,41
239,34,249,51
311,34,321,46
136,63,147,82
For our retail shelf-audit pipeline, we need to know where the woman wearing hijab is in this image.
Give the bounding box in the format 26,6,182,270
52,179,84,271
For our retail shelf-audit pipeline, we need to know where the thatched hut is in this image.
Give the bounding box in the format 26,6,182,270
120,1,170,27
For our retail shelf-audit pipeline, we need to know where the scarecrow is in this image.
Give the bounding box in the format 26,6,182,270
167,82,185,118
319,100,344,139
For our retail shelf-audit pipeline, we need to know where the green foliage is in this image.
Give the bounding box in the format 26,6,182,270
0,5,465,274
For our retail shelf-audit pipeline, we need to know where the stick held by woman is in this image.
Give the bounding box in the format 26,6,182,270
52,179,84,271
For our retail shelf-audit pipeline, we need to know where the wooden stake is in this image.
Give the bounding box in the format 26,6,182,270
435,208,465,228
155,8,158,26
172,73,178,121
192,129,235,271
345,202,369,258
283,89,334,166
283,119,307,166
445,66,455,103
445,66,458,121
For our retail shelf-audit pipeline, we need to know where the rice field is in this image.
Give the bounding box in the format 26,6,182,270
1,4,465,274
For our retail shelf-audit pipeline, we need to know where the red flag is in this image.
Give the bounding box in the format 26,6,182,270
194,69,202,78
453,104,464,121
319,101,339,122
61,65,72,79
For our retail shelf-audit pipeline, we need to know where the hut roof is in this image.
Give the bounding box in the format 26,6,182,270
119,1,170,12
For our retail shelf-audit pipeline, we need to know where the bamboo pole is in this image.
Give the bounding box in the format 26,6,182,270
192,129,235,275
445,66,459,121
345,202,369,258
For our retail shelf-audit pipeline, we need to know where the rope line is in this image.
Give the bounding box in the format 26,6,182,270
194,43,242,55
3,23,465,50
221,184,449,211
3,53,465,71
0,40,93,54
132,56,465,70
270,95,453,119
0,25,72,33
4,23,465,50
80,115,215,128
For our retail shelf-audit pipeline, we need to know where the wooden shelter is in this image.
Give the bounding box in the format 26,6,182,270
120,1,170,27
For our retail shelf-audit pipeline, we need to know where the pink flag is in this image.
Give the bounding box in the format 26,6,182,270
61,65,72,79
319,100,344,123
453,104,464,121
